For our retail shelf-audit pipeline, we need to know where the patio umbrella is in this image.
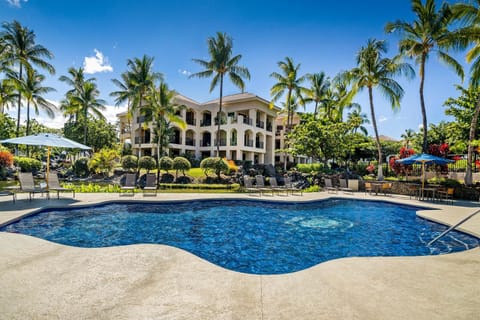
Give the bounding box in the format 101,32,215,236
0,133,91,182
396,153,454,199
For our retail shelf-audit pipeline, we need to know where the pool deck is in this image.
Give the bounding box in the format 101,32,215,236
0,191,479,319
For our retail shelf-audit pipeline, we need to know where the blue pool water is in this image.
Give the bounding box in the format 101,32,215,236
1,199,478,274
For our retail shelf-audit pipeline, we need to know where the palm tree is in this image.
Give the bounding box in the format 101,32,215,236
270,57,306,130
385,0,465,153
401,129,415,149
304,72,330,117
118,55,162,156
452,0,480,185
0,20,55,137
347,105,370,135
0,78,16,114
346,39,414,180
16,68,56,136
143,82,186,178
59,67,96,123
190,32,250,156
70,81,106,144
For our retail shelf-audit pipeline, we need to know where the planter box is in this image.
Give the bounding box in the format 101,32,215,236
348,179,359,191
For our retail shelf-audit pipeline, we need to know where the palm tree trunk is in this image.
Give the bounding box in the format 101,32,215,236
216,73,224,157
83,107,88,145
284,89,292,171
15,63,23,138
314,101,318,118
368,87,383,180
26,100,30,136
420,54,428,153
157,120,162,183
465,95,480,186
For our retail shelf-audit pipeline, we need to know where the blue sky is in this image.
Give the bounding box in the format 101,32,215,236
0,0,469,139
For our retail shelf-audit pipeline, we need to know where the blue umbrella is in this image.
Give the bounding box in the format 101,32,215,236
0,133,91,181
396,153,454,199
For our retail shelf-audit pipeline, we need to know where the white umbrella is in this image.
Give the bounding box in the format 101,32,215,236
0,133,91,181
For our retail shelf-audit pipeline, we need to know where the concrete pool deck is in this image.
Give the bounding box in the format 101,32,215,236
0,192,479,319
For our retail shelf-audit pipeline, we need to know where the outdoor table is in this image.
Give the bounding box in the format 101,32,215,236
422,187,438,201
370,181,387,195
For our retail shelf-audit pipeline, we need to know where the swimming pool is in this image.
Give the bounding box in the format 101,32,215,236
1,199,478,274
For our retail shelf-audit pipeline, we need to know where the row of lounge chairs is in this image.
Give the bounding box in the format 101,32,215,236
243,175,303,196
324,178,354,194
119,173,157,196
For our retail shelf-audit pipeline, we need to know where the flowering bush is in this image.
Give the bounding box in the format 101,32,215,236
0,150,13,168
389,147,415,176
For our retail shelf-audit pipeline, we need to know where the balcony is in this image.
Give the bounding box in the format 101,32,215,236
243,117,253,126
186,118,196,126
230,139,237,146
214,118,227,125
214,139,227,147
256,120,265,129
185,138,196,146
266,122,273,132
256,141,264,149
244,139,254,147
134,137,150,144
200,119,212,127
200,139,211,147
169,137,182,145
136,116,146,124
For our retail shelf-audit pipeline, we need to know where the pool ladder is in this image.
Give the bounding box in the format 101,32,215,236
427,208,480,246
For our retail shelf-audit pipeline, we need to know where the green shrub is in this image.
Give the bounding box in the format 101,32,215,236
173,156,191,177
200,157,228,179
159,156,173,172
13,156,42,172
304,185,320,192
138,156,157,172
121,155,138,172
73,157,90,178
296,163,323,173
88,148,120,176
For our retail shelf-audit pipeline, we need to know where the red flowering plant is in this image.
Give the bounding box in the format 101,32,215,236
389,147,415,176
0,150,13,178
428,143,450,174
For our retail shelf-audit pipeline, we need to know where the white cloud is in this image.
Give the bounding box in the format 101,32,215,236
83,49,113,74
178,69,192,76
6,0,27,7
418,123,424,130
378,115,388,123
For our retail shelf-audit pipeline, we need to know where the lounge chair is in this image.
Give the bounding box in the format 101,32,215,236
0,190,16,203
243,175,261,196
324,178,338,194
381,182,393,196
365,182,373,195
284,176,303,196
18,172,49,200
120,173,136,196
255,175,274,196
437,187,454,204
47,173,75,199
143,173,157,196
269,177,289,196
339,179,353,194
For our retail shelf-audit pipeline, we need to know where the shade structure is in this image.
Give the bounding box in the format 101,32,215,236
396,153,454,200
0,133,91,182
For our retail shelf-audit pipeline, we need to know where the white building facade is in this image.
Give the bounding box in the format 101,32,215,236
118,93,280,165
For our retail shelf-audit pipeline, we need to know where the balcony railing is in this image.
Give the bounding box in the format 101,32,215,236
134,137,150,144
169,137,182,144
136,116,146,124
244,139,254,147
230,139,237,146
256,120,265,129
200,119,212,127
186,118,196,126
185,138,196,146
214,118,227,125
200,139,211,147
266,122,273,132
243,117,253,126
256,141,264,149
214,139,227,146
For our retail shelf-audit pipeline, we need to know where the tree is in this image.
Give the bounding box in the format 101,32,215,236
346,105,370,135
59,67,95,122
63,117,117,152
0,20,55,137
88,148,120,177
270,57,306,130
401,129,416,149
0,78,16,114
191,32,250,156
14,68,56,136
304,72,330,117
345,39,414,180
0,113,15,140
386,0,465,153
70,81,106,144
172,156,191,178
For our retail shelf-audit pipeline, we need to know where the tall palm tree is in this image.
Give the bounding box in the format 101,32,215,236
117,55,162,156
190,32,250,156
304,72,330,117
59,67,96,123
70,81,106,144
143,82,186,178
452,0,480,185
0,20,55,137
346,105,370,135
270,57,306,130
346,39,414,180
385,0,464,153
16,68,56,136
0,78,16,114
401,129,415,149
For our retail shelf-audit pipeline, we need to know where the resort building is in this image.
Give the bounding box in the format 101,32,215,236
275,113,309,166
118,93,280,165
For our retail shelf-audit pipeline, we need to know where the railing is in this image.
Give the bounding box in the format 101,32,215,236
256,141,264,149
266,122,272,132
169,137,182,144
136,116,146,124
185,138,196,146
230,140,237,146
245,139,254,147
200,119,212,127
256,120,265,129
428,209,480,246
214,118,227,125
243,117,253,126
200,139,211,147
134,137,150,144
214,139,227,146
186,118,196,126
